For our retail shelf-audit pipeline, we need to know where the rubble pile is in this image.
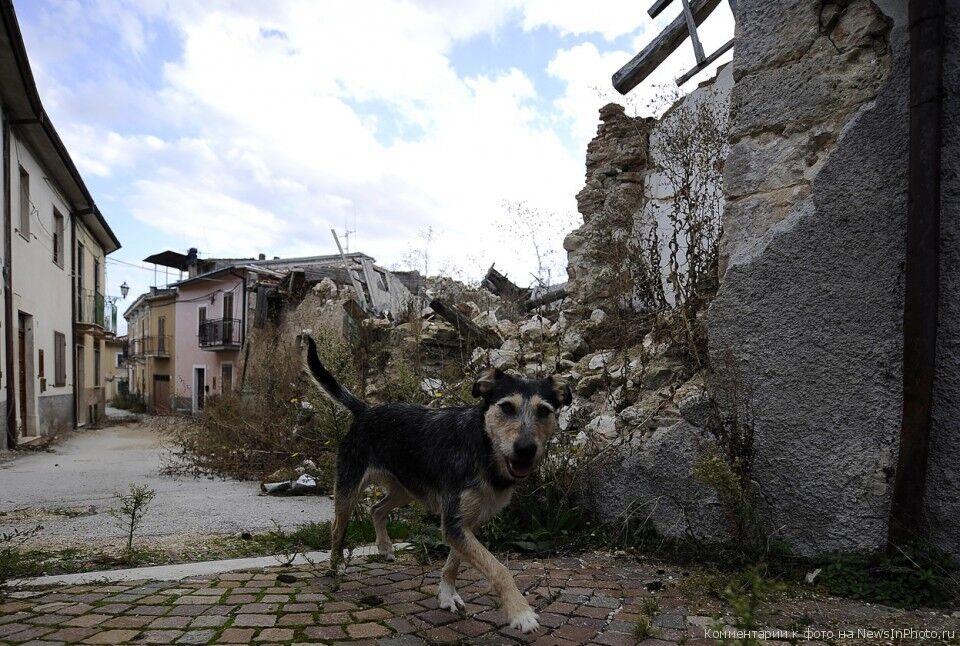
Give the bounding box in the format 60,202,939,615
275,260,724,538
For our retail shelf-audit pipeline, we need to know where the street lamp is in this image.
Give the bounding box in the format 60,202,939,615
120,281,129,299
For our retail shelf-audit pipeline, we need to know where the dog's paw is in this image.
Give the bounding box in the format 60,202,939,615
325,560,347,577
508,609,540,633
437,582,465,613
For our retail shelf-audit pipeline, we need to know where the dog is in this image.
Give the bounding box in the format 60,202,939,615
299,333,571,633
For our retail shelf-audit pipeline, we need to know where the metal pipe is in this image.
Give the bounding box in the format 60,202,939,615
888,0,945,548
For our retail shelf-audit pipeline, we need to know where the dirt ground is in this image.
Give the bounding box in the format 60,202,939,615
0,420,333,549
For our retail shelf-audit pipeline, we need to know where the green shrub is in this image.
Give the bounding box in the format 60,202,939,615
0,525,42,589
163,324,356,485
814,544,958,609
693,449,767,561
716,566,787,646
109,484,156,558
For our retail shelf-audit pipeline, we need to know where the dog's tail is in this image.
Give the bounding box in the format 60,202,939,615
299,333,367,416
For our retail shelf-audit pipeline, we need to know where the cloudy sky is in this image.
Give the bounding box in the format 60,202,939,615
16,0,733,310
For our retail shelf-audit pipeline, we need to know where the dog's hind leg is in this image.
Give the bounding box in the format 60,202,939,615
329,450,366,572
371,488,411,561
437,550,464,613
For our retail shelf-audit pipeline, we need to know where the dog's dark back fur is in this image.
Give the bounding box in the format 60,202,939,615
304,337,504,497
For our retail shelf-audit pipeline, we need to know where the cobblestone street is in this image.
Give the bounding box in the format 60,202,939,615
2,553,958,645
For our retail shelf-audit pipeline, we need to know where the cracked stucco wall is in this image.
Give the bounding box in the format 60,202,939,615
709,0,909,555
926,1,960,559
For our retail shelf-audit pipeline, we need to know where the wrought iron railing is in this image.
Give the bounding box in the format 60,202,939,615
199,318,241,348
128,335,172,357
76,289,105,327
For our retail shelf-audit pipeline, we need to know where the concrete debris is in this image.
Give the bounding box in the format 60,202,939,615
261,474,318,496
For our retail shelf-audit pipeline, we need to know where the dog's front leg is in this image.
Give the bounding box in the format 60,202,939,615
437,550,465,612
441,499,538,633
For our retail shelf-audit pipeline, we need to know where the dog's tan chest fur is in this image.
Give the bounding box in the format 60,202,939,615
460,483,514,528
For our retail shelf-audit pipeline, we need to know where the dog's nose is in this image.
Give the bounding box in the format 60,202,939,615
513,438,537,462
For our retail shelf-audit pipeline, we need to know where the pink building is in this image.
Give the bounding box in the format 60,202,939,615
140,246,416,413
173,268,247,412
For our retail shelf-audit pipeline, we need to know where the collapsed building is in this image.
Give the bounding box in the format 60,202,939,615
267,0,960,562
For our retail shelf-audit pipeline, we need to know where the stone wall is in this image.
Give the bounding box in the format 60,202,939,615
561,71,735,539
565,68,733,314
710,0,914,555
564,104,653,314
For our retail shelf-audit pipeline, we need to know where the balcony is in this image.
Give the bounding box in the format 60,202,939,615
75,290,118,335
76,289,105,331
199,318,241,350
129,335,172,358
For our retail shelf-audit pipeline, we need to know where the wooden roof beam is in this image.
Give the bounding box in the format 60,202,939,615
612,0,721,94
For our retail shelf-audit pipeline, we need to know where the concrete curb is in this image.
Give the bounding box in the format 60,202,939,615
9,542,409,587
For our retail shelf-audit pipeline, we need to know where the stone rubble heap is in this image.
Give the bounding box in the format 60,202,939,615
292,265,724,540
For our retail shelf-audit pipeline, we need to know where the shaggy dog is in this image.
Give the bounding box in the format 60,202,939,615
300,333,571,633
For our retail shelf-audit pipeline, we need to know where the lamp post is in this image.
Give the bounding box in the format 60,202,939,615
105,282,129,334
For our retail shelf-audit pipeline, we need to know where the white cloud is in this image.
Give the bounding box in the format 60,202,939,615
547,42,636,148
25,0,735,302
520,0,654,40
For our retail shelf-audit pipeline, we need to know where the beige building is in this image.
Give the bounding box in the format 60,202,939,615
103,334,127,403
73,221,116,425
124,288,176,413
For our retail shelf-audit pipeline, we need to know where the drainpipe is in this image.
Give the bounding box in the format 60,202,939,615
70,215,77,430
2,110,15,450
888,0,945,549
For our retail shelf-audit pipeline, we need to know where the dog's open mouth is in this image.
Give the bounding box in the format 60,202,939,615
506,458,534,479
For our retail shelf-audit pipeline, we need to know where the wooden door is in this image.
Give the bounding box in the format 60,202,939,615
222,293,234,343
18,324,26,434
152,375,171,413
75,344,85,424
222,364,233,394
194,367,205,411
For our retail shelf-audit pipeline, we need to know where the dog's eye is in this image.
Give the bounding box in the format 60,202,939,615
536,405,553,418
498,401,517,415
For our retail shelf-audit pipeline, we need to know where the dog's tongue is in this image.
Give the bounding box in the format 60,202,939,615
509,459,533,478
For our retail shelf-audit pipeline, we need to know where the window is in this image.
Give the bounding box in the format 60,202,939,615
53,210,64,266
94,347,101,386
222,292,233,319
158,317,166,354
18,166,29,238
198,306,207,344
94,258,100,295
77,244,85,314
54,332,66,387
38,348,45,392
115,352,124,368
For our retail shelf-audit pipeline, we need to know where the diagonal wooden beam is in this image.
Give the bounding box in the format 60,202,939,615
612,0,721,94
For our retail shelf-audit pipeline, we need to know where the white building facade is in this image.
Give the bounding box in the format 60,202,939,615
0,1,121,448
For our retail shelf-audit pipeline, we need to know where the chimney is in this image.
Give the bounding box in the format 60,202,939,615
258,253,266,260
186,248,199,278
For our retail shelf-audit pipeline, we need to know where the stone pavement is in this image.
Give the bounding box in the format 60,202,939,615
1,552,958,645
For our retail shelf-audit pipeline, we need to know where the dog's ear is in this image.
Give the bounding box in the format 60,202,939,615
472,368,502,398
549,375,572,407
